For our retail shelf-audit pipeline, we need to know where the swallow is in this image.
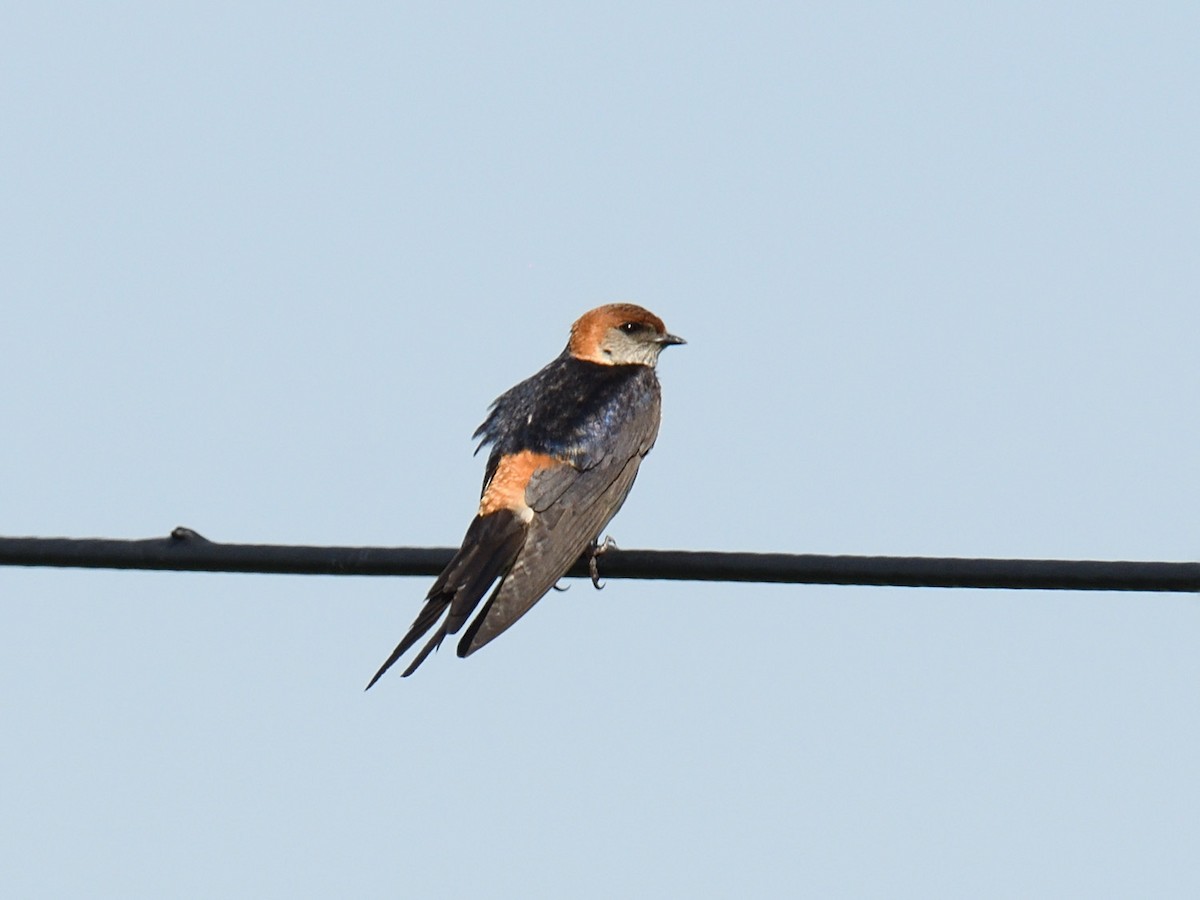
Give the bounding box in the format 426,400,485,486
366,303,684,686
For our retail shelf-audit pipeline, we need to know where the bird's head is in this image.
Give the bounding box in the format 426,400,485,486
567,303,686,367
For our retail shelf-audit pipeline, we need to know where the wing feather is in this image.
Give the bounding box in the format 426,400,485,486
457,389,662,657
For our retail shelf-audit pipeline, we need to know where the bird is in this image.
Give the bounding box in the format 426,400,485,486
365,303,684,687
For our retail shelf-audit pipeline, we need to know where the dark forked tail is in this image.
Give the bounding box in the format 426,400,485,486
365,511,526,689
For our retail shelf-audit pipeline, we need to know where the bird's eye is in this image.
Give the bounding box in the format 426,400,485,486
619,322,640,334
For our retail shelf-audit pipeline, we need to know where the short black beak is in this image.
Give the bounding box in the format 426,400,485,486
657,332,686,347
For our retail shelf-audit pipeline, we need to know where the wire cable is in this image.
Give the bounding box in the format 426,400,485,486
1,528,1196,592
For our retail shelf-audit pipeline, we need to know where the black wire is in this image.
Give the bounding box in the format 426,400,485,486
0,528,1196,592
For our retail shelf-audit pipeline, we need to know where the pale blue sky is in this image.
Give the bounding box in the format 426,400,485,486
2,3,1198,897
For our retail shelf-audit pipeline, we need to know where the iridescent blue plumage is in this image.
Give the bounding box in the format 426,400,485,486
474,351,661,484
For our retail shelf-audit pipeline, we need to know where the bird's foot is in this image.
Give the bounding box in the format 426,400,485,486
588,536,618,589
